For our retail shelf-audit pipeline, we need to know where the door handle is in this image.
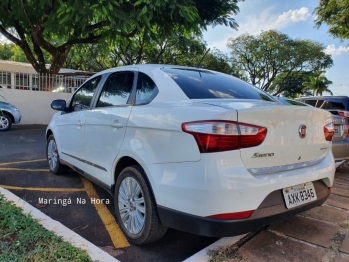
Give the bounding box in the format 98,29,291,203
77,120,83,127
111,120,123,128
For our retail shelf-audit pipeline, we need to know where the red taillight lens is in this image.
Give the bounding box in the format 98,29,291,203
182,121,267,153
207,210,254,220
324,122,334,141
338,111,349,117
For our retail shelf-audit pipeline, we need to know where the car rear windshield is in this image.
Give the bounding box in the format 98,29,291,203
161,68,274,101
299,98,349,111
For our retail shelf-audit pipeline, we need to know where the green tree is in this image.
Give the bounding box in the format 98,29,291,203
269,71,313,98
63,43,112,72
199,48,247,78
0,0,242,74
63,31,207,71
227,30,333,95
0,42,50,63
8,45,28,62
64,33,244,77
315,0,349,40
303,71,333,96
0,43,13,60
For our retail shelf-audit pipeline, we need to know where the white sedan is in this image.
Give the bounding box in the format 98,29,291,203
46,65,335,244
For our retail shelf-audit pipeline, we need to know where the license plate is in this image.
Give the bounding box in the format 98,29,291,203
282,182,317,209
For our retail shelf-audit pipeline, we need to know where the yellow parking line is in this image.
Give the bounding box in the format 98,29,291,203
0,185,85,192
80,177,130,248
0,168,49,172
0,159,47,166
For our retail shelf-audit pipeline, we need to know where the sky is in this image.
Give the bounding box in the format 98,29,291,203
202,0,349,96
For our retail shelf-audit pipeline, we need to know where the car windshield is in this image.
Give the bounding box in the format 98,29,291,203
162,68,275,101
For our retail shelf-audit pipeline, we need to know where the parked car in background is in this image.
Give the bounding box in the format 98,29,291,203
297,96,349,162
0,101,22,131
46,65,335,244
298,96,349,116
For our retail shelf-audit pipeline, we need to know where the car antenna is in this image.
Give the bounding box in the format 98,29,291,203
196,48,210,68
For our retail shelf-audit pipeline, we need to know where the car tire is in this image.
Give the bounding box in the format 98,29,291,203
0,113,12,131
114,165,167,244
46,135,68,175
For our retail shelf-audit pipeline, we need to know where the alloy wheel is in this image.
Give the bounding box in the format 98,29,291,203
118,177,146,235
0,116,9,129
47,139,58,171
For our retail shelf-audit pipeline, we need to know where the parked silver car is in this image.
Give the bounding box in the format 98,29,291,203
0,101,22,131
276,96,349,162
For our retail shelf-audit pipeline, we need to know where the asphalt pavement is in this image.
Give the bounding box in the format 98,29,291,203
0,125,218,262
1,125,349,262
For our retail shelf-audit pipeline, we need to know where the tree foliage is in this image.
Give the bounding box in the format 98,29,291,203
303,71,333,96
199,48,247,79
0,43,13,60
315,0,349,40
63,32,244,77
0,0,242,74
227,30,333,96
0,43,31,62
270,71,313,98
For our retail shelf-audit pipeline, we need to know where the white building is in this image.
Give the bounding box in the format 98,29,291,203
0,60,94,92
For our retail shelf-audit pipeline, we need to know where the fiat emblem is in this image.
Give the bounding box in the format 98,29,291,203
299,125,307,138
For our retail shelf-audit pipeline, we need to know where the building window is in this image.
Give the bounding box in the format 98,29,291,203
15,73,30,89
0,71,11,88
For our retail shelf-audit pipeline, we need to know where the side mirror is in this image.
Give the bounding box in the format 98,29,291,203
51,99,66,111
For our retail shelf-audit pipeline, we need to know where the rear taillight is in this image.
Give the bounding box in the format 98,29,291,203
338,111,349,117
207,210,254,220
182,121,267,153
324,122,334,141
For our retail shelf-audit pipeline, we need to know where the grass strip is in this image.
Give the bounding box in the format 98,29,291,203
0,194,95,262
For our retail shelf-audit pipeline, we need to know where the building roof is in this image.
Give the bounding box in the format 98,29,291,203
0,60,95,75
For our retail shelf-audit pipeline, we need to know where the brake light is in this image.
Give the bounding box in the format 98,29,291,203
182,121,267,153
338,111,349,117
324,122,334,141
207,210,254,220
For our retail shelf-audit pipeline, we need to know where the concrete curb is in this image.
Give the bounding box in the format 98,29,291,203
183,235,246,262
0,187,120,262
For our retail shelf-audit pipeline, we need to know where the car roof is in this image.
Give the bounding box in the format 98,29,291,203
298,96,349,99
92,64,214,78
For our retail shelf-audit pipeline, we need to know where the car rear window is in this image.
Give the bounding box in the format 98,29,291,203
161,68,274,101
299,98,349,111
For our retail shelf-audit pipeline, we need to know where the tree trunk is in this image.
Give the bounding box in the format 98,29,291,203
49,47,71,75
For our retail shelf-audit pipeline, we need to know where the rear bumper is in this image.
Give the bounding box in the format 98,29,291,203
332,137,349,161
158,180,330,237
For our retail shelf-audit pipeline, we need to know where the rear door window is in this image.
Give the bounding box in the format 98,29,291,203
135,72,158,105
161,68,274,101
97,72,134,107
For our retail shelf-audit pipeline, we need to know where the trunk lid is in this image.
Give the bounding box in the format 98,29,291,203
196,99,333,171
